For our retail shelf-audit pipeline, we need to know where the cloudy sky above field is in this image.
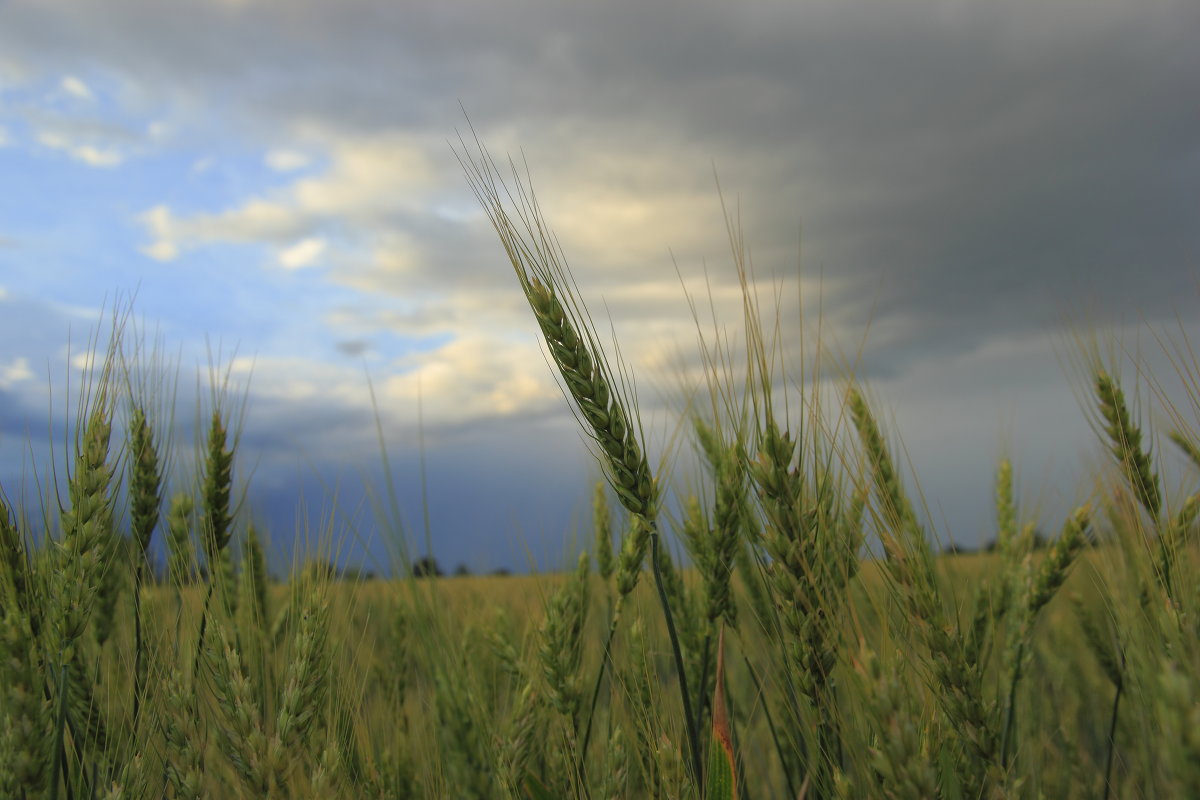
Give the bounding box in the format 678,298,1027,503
0,0,1198,572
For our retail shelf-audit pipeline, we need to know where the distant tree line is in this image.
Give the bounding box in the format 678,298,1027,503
943,526,1102,556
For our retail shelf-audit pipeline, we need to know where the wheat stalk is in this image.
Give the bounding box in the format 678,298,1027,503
270,578,332,786
496,682,540,798
1001,505,1091,766
193,406,237,680
848,384,1000,786
53,402,117,654
128,404,163,727
206,614,271,795
538,552,591,725
854,644,937,799
160,666,205,800
42,377,122,792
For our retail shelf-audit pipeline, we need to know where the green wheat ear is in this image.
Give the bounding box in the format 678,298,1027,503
526,277,657,519
1094,369,1161,521
165,492,195,588
128,405,163,564
457,140,656,524
201,409,234,570
1169,430,1200,472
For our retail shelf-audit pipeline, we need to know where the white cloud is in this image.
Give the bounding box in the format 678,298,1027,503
288,135,435,219
72,144,123,167
147,120,170,140
228,356,354,404
142,240,179,261
0,286,8,300
60,75,94,101
36,130,124,168
278,236,326,270
383,333,561,422
0,357,31,389
37,131,69,149
228,331,561,433
189,199,302,240
0,126,9,147
331,231,422,292
266,148,311,172
138,206,178,261
138,133,437,261
137,199,304,261
230,356,256,375
548,183,719,269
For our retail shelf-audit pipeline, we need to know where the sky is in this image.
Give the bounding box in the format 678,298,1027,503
0,0,1198,575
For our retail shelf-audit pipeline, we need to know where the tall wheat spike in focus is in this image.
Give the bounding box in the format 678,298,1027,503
457,133,705,788
456,141,656,523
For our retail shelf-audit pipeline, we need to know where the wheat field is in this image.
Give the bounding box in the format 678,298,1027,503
2,146,1199,799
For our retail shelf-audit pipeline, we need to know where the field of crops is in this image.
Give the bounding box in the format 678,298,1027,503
3,147,1200,799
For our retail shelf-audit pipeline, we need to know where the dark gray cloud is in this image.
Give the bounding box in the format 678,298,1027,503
5,0,1194,370
334,339,369,358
